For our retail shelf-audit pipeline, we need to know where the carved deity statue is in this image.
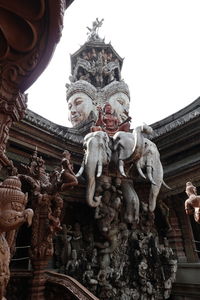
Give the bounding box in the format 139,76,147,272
92,102,131,135
0,176,33,300
86,18,104,41
103,80,130,123
66,80,97,127
185,181,200,223
59,150,78,191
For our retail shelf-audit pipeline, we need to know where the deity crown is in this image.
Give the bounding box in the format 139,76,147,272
102,80,130,101
66,80,97,102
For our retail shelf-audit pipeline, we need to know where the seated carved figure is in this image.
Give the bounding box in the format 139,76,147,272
59,150,78,191
91,103,131,136
185,181,200,223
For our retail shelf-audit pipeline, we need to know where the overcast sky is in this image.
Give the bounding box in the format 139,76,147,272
27,0,200,128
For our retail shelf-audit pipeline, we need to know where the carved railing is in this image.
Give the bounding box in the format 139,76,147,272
45,271,99,300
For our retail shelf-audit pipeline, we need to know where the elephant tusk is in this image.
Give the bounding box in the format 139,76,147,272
96,163,102,178
146,165,157,185
25,209,34,227
75,165,84,177
119,160,126,177
136,161,146,180
162,180,171,189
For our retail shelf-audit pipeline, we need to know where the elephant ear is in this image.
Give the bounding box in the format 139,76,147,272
114,132,136,161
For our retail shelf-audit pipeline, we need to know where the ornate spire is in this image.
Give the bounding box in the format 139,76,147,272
66,19,130,128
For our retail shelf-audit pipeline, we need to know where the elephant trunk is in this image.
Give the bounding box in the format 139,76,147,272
85,153,102,207
86,170,101,207
96,163,103,178
146,165,156,185
121,180,140,224
148,184,161,212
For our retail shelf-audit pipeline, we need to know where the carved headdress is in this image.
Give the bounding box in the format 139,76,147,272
102,80,130,102
66,80,97,103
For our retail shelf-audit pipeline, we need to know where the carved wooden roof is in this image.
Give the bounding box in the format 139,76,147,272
0,0,74,94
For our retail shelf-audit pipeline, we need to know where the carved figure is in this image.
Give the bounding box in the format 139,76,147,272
66,80,97,127
102,80,130,123
86,18,104,41
69,222,83,257
19,150,67,299
0,176,33,300
185,181,200,223
76,131,111,207
83,263,98,286
65,249,79,275
95,190,115,233
92,103,131,135
95,103,119,135
59,225,72,268
59,150,78,191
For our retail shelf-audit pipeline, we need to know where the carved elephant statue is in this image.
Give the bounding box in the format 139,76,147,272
112,124,168,212
76,131,112,207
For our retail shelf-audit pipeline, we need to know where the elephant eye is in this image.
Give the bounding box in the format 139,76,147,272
118,143,124,149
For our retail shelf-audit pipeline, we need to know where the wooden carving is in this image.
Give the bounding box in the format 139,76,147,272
0,176,33,300
185,181,200,223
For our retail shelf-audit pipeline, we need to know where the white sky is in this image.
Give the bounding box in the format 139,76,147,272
27,0,200,128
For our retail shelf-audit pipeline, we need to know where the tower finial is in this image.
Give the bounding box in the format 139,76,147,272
86,18,104,41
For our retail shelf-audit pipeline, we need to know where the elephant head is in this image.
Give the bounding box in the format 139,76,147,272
136,138,164,212
112,123,153,177
76,131,111,207
112,125,168,212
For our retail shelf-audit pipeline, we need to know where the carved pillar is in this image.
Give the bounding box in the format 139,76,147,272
167,196,187,262
30,204,52,300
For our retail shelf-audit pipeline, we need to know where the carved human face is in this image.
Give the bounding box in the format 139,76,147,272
68,92,94,126
108,92,130,123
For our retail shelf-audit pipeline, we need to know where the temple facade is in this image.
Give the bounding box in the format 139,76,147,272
1,2,200,300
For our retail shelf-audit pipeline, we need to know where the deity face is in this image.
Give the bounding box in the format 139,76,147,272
104,103,112,114
108,92,130,123
68,92,95,126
